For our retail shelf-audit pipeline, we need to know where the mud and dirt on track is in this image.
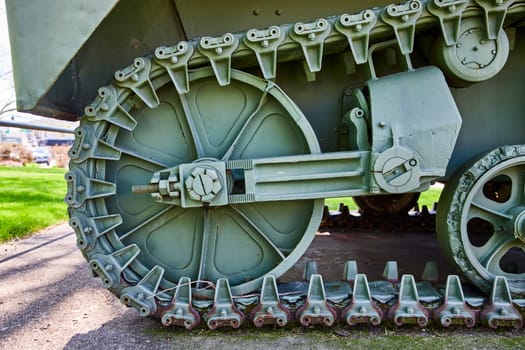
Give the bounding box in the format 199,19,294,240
0,223,524,350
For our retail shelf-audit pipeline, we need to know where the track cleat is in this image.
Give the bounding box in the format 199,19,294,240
251,275,290,327
303,261,319,282
206,278,245,329
161,277,201,329
343,274,383,326
434,275,476,328
422,261,439,283
120,265,164,317
481,276,523,329
343,260,358,283
389,274,429,327
296,274,337,327
383,261,399,283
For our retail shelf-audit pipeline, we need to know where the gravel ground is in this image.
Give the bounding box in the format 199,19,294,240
1,223,524,350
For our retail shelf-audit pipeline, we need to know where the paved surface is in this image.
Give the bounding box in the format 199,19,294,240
0,222,515,349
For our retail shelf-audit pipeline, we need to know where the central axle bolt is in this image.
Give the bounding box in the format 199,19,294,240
185,167,222,202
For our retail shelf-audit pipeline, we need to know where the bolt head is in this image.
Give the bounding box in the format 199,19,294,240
185,167,222,202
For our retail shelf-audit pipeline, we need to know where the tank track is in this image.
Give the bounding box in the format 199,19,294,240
67,0,525,329
156,261,525,330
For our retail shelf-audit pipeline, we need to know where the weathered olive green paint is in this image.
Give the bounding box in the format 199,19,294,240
6,0,525,314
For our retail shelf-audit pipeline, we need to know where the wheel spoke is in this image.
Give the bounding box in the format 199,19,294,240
119,206,181,241
469,191,513,224
114,145,170,168
196,210,213,283
178,93,205,158
230,205,287,258
501,166,525,205
473,230,515,270
221,90,269,161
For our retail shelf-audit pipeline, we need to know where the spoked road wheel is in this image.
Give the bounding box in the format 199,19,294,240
353,193,420,216
66,65,323,310
437,145,525,296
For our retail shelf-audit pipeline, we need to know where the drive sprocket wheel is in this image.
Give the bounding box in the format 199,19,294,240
437,145,525,296
68,65,323,306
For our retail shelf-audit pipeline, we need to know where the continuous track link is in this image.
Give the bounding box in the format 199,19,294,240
67,0,525,329
156,261,525,330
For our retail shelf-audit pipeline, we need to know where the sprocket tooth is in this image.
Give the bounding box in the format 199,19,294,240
251,275,290,327
389,274,429,327
65,167,116,208
69,212,122,251
115,57,159,108
161,277,201,329
206,278,245,329
427,0,469,46
289,18,331,73
154,41,194,94
296,274,337,327
120,265,164,317
243,26,285,79
474,0,515,39
84,85,137,131
481,276,523,329
434,275,476,328
68,125,121,163
89,244,141,290
335,10,377,64
198,33,239,86
343,274,383,326
381,0,423,55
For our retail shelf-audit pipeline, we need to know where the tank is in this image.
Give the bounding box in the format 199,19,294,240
5,0,525,328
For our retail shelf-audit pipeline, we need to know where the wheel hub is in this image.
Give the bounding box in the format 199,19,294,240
185,167,222,202
514,210,525,243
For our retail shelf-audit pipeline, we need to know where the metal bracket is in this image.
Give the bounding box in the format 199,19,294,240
243,26,286,79
68,126,121,164
161,277,201,329
434,275,476,327
84,86,137,131
296,274,337,327
289,18,331,73
389,274,429,326
206,278,245,329
69,211,122,251
115,57,159,108
335,10,377,64
65,167,116,208
154,42,194,94
343,274,383,326
427,0,469,45
88,244,140,289
481,276,523,329
474,0,515,39
381,0,423,55
251,275,290,327
120,266,164,317
198,33,239,86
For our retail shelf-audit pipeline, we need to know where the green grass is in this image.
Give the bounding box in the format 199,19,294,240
0,166,68,242
325,187,442,212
